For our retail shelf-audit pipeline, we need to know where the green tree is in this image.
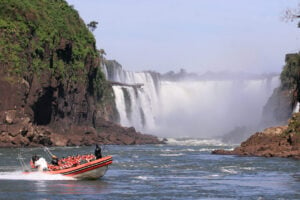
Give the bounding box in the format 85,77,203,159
87,21,98,32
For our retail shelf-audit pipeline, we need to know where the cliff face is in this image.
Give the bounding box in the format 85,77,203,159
261,87,292,127
0,0,161,147
260,53,300,127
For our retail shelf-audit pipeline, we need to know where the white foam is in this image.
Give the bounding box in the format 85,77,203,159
185,148,196,152
161,149,172,152
135,176,149,180
220,167,238,174
204,147,235,152
198,148,216,152
0,171,74,180
159,153,184,157
165,138,228,146
240,167,256,171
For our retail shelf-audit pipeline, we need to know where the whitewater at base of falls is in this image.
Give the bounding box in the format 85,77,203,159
164,138,231,147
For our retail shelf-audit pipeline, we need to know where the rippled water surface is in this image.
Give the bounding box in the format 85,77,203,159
0,139,300,200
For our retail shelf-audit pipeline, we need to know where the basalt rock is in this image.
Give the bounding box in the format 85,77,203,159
0,112,163,147
212,125,300,159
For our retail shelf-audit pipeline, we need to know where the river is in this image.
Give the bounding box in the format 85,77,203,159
0,139,299,199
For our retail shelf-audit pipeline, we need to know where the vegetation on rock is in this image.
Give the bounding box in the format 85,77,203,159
281,53,300,88
0,0,97,81
284,112,300,135
0,0,117,121
280,7,300,103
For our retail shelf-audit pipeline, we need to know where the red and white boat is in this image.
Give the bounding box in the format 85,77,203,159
47,156,113,179
26,154,113,180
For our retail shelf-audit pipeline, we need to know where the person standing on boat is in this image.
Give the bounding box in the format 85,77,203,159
51,155,59,166
94,144,102,159
34,157,48,171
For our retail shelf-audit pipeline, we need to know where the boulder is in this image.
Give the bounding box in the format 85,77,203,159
5,110,16,124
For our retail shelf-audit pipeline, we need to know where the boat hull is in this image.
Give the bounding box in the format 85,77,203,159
48,156,112,179
72,165,108,179
49,156,112,179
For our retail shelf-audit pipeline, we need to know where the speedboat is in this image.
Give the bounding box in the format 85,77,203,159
23,149,113,180
47,156,112,179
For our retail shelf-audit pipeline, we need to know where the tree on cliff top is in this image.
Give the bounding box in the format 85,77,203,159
87,21,99,32
283,5,300,27
280,5,300,106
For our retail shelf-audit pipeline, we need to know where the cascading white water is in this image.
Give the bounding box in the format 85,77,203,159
112,85,158,131
102,60,159,131
293,102,300,113
101,61,280,138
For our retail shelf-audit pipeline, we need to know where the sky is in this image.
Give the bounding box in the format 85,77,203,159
66,0,300,74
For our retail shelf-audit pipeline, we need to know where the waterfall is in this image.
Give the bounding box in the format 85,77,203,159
156,77,280,137
293,102,300,113
102,61,280,138
102,60,160,131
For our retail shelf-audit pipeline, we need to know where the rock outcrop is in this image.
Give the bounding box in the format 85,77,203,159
0,106,162,147
213,115,300,159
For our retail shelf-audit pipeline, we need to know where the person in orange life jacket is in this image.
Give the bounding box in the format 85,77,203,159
94,144,102,159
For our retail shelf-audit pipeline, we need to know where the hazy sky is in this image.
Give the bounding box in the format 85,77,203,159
66,0,300,74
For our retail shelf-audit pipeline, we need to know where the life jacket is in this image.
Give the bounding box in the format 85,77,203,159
30,160,36,169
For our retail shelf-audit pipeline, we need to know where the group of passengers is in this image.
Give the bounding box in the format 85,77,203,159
31,144,103,171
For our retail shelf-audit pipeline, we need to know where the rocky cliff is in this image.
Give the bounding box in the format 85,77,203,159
0,0,162,147
259,53,300,128
212,114,300,159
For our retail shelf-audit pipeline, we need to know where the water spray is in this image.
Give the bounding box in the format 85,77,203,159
43,147,55,159
17,149,30,172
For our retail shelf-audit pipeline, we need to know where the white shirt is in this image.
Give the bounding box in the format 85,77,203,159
34,157,48,171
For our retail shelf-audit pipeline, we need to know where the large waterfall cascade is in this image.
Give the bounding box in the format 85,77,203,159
102,61,280,138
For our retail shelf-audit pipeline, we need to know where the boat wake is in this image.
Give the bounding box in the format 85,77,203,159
0,171,75,181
